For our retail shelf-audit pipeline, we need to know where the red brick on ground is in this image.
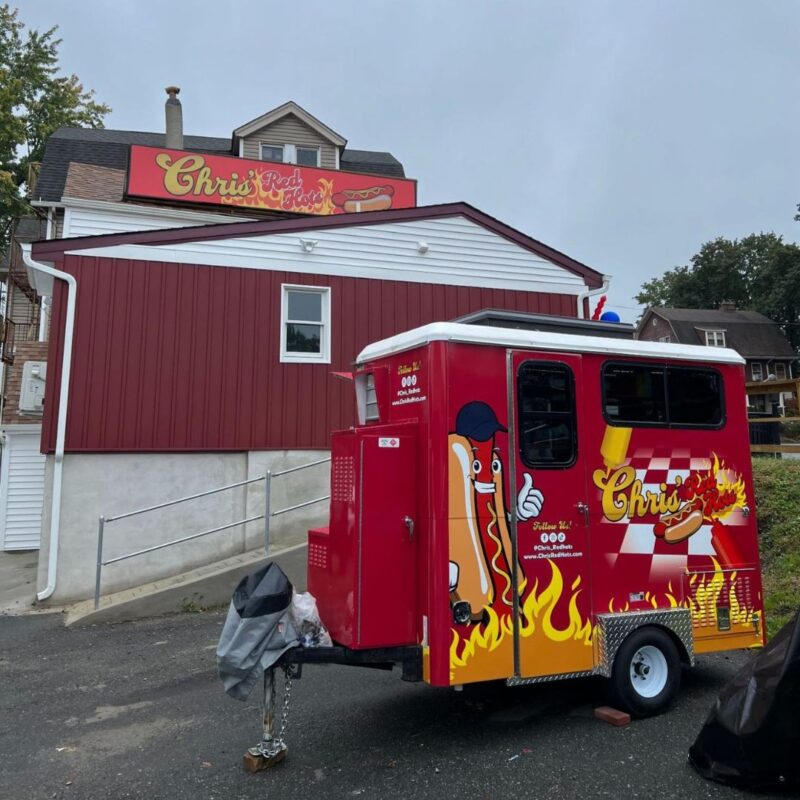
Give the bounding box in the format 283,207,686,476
594,706,632,726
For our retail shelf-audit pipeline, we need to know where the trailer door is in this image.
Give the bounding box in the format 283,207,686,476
510,351,595,679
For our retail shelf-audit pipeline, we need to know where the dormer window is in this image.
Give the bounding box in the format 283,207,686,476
705,330,726,347
296,147,320,167
261,144,284,163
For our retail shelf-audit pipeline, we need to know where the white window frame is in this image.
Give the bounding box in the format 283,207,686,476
259,143,321,167
295,146,321,167
775,362,787,380
260,143,284,163
751,362,763,381
658,335,671,343
704,330,726,347
280,284,331,364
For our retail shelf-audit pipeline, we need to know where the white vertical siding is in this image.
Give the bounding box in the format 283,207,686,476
0,428,45,550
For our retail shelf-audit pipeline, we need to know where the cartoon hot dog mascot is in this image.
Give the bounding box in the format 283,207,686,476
448,401,544,623
332,184,395,213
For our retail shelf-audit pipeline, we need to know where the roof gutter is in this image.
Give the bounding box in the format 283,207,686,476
577,275,610,319
20,243,77,602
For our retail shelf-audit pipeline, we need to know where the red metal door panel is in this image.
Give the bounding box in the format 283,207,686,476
356,432,417,648
510,351,595,679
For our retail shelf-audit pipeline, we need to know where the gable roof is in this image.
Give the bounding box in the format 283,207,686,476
32,127,405,204
232,101,346,146
30,201,605,289
641,307,795,359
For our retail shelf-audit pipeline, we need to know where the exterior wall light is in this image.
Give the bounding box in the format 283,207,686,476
299,238,318,253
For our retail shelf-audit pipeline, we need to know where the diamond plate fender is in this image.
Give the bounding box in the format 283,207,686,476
595,609,694,677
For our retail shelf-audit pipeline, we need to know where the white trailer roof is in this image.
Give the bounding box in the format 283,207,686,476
356,322,745,366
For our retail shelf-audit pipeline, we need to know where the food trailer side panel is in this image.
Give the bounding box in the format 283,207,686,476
582,355,765,654
445,344,596,686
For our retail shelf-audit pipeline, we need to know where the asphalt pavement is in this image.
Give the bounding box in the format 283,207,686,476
0,610,781,800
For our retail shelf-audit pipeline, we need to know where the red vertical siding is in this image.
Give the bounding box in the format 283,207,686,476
43,256,580,452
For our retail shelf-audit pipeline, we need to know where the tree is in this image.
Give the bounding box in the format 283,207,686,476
0,4,110,250
636,233,800,350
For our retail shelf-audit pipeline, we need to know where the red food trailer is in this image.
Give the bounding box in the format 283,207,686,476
243,321,768,768
304,321,764,717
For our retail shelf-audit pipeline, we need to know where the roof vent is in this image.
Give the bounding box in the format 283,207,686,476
719,300,736,312
165,86,183,150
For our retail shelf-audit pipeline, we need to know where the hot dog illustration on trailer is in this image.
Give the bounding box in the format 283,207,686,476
448,401,544,624
332,184,395,213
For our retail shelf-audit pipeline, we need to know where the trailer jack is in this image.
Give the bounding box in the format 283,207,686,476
243,664,296,773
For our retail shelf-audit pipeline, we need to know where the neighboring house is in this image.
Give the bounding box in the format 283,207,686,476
635,303,797,413
0,94,411,551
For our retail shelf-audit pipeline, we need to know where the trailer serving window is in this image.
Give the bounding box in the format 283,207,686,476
517,361,577,468
603,362,724,428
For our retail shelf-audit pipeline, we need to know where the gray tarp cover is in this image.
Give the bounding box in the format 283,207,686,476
216,562,299,701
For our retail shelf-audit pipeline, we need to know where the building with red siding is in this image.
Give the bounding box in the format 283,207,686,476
7,92,609,607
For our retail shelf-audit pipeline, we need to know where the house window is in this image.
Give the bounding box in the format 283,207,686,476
261,144,284,163
280,285,331,363
775,362,787,380
751,362,763,381
705,330,726,347
517,361,577,468
658,335,671,343
296,147,320,167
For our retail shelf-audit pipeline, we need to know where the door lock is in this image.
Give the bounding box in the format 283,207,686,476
576,502,589,526
403,516,415,541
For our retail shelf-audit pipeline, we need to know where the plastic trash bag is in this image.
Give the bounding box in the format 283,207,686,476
290,590,333,648
689,611,800,791
216,562,299,701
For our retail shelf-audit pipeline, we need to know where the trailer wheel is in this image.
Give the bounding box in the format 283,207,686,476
608,627,681,717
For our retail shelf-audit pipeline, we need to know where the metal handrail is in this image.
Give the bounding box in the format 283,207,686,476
264,457,331,548
104,475,267,523
93,456,332,610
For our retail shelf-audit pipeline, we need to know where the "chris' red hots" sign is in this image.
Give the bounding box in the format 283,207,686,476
126,145,417,216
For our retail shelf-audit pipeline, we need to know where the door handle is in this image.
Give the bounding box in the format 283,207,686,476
576,502,589,526
403,516,414,541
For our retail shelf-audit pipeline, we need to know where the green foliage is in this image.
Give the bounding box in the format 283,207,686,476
753,457,800,638
0,4,110,249
636,233,800,350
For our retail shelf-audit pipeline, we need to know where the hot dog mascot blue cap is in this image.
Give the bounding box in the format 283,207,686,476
455,401,508,442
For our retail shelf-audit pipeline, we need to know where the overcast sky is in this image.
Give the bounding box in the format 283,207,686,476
20,0,800,321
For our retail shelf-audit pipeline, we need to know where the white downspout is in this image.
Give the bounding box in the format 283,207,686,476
576,274,611,319
20,243,77,602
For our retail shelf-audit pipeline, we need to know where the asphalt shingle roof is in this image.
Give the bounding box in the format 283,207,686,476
650,307,796,358
34,127,406,203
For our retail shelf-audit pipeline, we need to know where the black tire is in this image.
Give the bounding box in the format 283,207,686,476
607,627,681,717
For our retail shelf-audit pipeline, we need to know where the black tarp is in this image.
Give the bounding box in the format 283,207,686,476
689,612,800,791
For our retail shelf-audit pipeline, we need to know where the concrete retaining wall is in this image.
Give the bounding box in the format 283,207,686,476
37,450,329,604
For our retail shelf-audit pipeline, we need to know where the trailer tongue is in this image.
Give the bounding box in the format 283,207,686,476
229,322,765,771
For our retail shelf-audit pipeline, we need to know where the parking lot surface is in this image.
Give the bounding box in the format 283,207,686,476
0,610,780,800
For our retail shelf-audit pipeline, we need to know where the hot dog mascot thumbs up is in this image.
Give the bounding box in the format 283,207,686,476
448,401,544,624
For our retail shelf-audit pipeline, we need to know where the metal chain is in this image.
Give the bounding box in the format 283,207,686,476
274,665,292,748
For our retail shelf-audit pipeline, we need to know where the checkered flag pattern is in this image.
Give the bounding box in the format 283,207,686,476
598,447,748,584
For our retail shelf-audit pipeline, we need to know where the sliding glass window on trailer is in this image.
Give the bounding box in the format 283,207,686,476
602,361,725,429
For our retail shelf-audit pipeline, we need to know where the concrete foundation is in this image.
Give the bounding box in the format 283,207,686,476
37,450,329,605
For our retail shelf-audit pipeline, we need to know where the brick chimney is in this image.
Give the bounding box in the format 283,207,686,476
719,300,736,312
165,86,183,150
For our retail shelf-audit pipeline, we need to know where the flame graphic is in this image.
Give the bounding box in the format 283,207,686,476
449,560,593,683
607,582,681,613
689,557,754,627
707,455,747,518
220,170,337,214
